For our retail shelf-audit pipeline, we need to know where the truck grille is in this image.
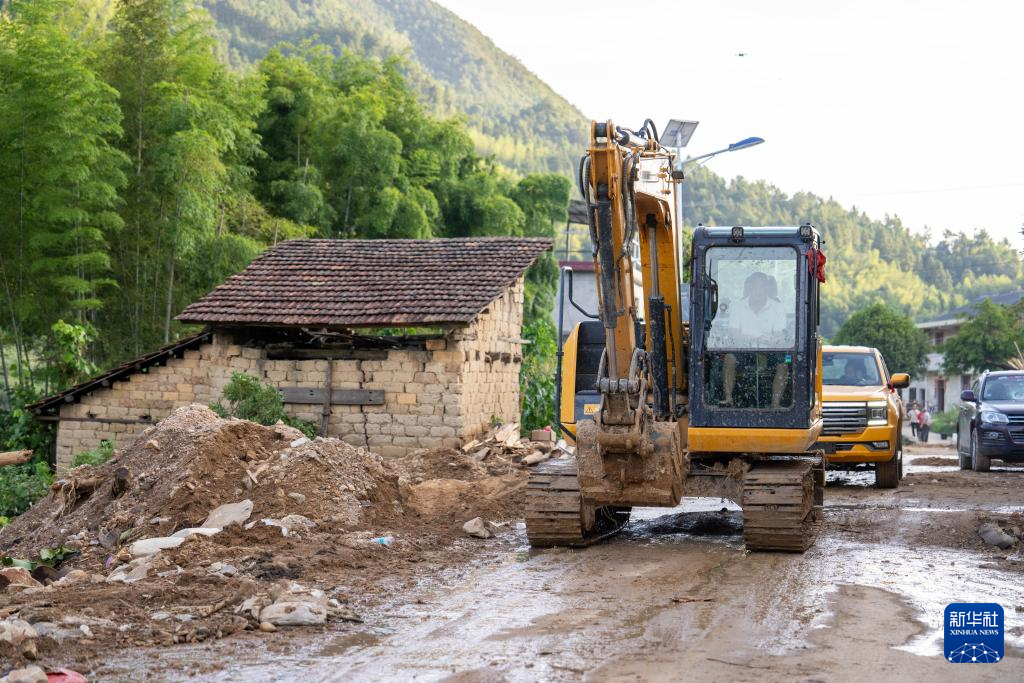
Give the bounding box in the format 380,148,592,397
822,402,868,436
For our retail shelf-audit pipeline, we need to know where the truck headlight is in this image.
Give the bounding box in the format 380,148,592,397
867,401,887,425
980,410,1009,424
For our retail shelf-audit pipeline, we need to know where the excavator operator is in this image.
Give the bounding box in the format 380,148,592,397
717,271,791,409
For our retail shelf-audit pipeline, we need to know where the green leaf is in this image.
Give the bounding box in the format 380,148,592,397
2,556,35,570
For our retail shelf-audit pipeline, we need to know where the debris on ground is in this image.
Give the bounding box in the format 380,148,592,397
0,450,33,468
392,423,572,494
979,522,1018,549
0,665,47,683
463,517,492,539
0,404,527,671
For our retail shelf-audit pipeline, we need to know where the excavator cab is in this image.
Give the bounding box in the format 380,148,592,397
687,225,825,454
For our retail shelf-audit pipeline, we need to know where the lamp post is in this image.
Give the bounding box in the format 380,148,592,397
662,120,765,320
662,119,699,322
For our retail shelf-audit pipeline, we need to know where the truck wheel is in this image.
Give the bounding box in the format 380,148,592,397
970,429,990,472
876,452,899,489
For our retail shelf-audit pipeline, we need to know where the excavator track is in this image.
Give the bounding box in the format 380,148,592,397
525,458,629,548
742,457,824,552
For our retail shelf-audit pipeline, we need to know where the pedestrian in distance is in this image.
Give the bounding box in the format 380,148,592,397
908,403,919,437
920,407,931,443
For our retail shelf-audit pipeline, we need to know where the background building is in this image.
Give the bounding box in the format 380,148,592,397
908,289,1024,413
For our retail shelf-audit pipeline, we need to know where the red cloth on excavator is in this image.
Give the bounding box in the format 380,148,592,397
807,249,827,283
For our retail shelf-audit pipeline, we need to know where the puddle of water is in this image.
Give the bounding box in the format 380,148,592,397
811,536,1024,657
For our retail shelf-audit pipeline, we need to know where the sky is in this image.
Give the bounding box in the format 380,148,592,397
436,0,1024,249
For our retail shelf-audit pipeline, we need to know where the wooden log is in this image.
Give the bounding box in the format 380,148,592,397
0,450,32,467
280,387,384,405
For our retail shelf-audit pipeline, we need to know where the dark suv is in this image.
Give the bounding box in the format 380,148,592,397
957,371,1024,471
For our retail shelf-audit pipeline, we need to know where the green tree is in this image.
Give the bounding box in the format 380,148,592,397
832,303,929,377
0,0,126,391
100,0,266,352
943,299,1024,373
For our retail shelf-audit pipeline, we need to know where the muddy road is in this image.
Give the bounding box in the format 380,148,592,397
98,446,1024,681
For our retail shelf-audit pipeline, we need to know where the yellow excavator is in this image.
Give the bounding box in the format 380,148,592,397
526,119,827,551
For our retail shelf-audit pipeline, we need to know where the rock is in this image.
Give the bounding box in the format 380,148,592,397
97,527,120,550
29,622,82,644
30,564,61,585
288,492,307,504
208,562,237,577
280,514,316,528
0,618,38,646
523,451,550,466
107,557,153,583
129,536,184,557
259,621,277,632
273,423,305,441
150,611,172,621
144,439,160,452
262,514,316,537
0,567,43,589
530,428,555,443
170,527,221,540
2,666,47,683
979,523,1015,549
54,569,90,587
463,517,492,539
202,499,254,530
260,600,327,626
290,437,309,448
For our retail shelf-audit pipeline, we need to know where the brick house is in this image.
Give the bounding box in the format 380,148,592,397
31,237,552,470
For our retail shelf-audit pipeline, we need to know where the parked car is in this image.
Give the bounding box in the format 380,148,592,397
816,345,910,488
957,370,1024,471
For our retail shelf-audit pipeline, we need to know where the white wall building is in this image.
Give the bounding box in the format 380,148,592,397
908,289,1024,414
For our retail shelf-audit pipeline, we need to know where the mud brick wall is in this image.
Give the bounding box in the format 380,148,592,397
455,278,523,438
53,280,525,470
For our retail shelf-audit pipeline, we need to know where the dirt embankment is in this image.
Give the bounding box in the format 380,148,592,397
0,405,528,673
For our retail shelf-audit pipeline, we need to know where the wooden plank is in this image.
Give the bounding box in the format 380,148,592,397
36,416,154,425
280,387,384,405
0,450,32,467
267,348,389,361
318,360,334,437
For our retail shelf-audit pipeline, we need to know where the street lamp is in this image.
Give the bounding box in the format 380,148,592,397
680,135,765,168
663,121,765,321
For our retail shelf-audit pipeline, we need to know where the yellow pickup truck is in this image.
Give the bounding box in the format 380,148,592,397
816,345,910,488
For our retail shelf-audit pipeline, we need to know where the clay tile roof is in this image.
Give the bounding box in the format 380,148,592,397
177,237,553,328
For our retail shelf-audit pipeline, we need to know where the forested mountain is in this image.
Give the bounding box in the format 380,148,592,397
680,167,1023,335
198,0,588,176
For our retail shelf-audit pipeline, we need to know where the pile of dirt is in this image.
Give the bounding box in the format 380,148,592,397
0,405,529,673
909,456,958,467
3,406,407,557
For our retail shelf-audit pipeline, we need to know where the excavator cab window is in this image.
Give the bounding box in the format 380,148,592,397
704,246,798,410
